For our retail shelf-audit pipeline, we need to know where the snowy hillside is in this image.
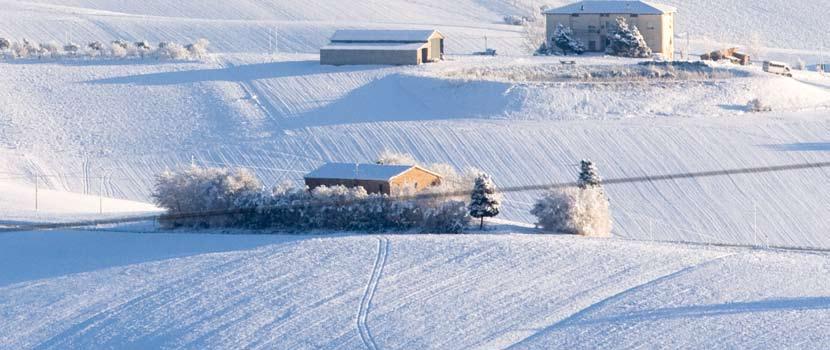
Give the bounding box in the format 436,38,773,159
0,1,828,246
2,232,829,349
2,53,829,248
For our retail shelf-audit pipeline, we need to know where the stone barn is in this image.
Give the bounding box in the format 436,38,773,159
304,163,442,195
320,29,445,66
544,1,676,59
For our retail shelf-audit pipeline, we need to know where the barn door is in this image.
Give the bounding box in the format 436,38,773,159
421,48,428,63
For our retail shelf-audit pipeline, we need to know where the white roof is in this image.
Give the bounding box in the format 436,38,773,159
305,163,420,181
321,42,427,51
544,1,676,15
330,29,440,43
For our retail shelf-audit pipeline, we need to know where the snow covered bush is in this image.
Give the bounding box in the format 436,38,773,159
531,186,612,237
422,200,469,233
157,42,189,60
531,159,612,237
186,38,210,59
110,41,128,58
11,40,37,58
747,98,772,112
605,17,652,58
376,149,418,165
469,173,501,229
39,42,60,58
0,38,9,51
504,15,528,26
64,42,81,56
153,166,469,233
152,166,263,228
553,24,585,55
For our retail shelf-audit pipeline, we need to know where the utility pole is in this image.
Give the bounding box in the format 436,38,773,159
34,173,38,211
99,175,104,215
268,28,272,54
753,203,758,246
274,27,280,54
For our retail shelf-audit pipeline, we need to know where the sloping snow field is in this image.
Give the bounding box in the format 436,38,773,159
1,232,829,349
2,54,829,248
2,0,830,348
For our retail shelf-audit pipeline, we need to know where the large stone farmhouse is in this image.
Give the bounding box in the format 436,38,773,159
544,1,676,58
304,163,442,195
320,29,445,66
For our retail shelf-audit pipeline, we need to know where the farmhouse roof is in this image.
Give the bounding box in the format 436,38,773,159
305,163,439,181
543,1,677,15
321,42,428,51
330,29,442,43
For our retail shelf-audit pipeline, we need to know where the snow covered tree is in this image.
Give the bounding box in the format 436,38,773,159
531,160,611,237
530,186,612,237
376,149,418,165
64,42,80,56
152,166,263,228
422,200,469,233
39,42,60,58
186,38,210,59
747,98,771,112
11,40,37,58
468,173,501,229
0,38,10,51
158,42,189,60
605,17,652,58
553,24,585,55
135,41,152,57
577,160,602,189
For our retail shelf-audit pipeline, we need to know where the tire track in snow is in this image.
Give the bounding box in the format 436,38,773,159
504,252,740,349
357,237,390,350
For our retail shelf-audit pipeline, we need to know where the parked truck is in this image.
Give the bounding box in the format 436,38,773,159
763,61,793,77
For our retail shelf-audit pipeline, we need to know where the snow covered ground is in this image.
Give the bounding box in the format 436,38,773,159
2,232,829,349
2,0,830,347
2,53,829,248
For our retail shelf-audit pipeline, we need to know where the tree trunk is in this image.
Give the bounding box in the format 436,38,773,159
480,217,484,230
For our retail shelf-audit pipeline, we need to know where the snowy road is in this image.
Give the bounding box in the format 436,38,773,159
2,231,829,349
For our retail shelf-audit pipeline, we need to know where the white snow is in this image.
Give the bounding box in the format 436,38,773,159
544,1,677,15
1,232,828,349
330,30,438,43
321,42,428,51
1,0,830,347
305,163,416,181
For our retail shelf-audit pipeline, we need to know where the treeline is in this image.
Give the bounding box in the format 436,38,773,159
0,37,210,61
151,152,612,236
151,166,470,233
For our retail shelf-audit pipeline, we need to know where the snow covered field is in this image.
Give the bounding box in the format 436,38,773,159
2,0,830,348
2,53,829,248
2,232,829,349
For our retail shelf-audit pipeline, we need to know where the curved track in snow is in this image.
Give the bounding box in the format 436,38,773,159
357,237,390,350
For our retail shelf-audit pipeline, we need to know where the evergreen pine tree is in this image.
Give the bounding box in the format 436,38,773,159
578,160,602,189
553,24,585,55
605,17,652,58
468,173,501,230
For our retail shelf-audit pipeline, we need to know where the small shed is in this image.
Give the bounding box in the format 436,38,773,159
304,163,442,195
320,29,445,66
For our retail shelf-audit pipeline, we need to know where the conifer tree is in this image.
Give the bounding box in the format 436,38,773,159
469,173,501,230
553,24,585,55
605,17,652,58
578,160,602,189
